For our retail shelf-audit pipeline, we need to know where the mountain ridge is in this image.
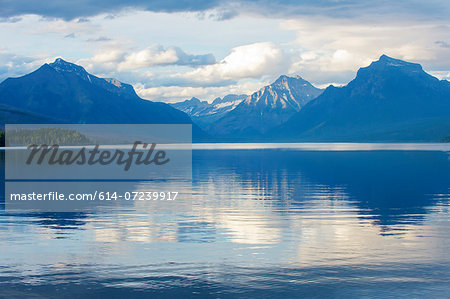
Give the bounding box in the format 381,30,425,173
0,58,209,141
1,55,448,142
270,54,450,142
170,94,247,128
207,75,324,138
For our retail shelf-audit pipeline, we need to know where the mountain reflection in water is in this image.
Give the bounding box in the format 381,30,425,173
0,145,449,298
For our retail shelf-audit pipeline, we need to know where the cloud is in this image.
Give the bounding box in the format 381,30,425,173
29,17,100,35
78,45,215,74
86,36,112,42
0,0,220,20
0,0,448,21
0,52,47,82
196,7,239,21
118,45,216,70
78,49,126,74
78,43,285,89
168,42,289,86
77,17,90,23
281,17,450,85
135,80,267,103
0,17,22,23
435,41,450,48
1,2,448,103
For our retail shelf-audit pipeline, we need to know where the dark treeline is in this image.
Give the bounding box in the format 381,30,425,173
4,128,91,146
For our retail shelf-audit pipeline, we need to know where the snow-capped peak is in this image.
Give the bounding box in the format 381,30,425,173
49,58,92,81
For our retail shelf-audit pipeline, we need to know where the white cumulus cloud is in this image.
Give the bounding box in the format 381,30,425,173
173,42,289,85
119,45,215,70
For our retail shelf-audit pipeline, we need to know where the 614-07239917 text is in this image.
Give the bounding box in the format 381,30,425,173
9,191,179,201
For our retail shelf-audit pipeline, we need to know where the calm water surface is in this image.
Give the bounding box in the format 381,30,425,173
1,144,449,298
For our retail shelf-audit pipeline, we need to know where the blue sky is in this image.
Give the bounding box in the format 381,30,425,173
0,0,449,102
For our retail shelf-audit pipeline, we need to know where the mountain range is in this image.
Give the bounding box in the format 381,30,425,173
170,94,247,128
207,75,323,138
0,55,448,142
273,55,450,141
173,55,449,142
0,58,208,140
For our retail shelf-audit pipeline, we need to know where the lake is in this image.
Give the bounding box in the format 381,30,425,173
1,144,449,298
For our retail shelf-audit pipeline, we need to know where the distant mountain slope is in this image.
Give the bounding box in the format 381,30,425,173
0,104,62,125
208,75,323,138
273,55,450,142
171,97,210,117
0,58,208,141
171,94,246,128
